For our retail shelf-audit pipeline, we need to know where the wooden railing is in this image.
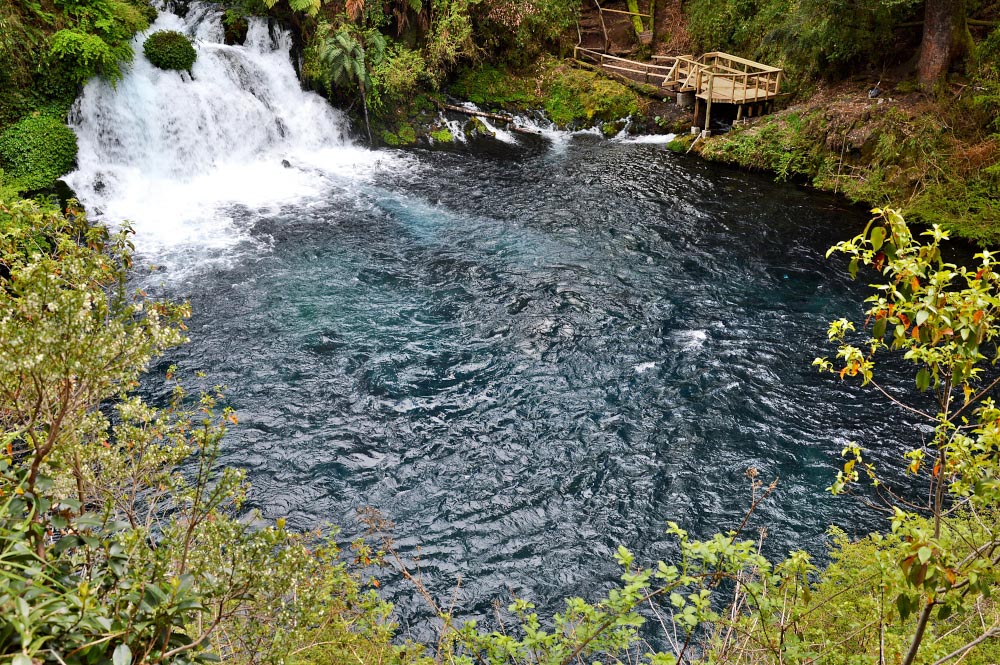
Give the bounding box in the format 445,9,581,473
658,55,698,89
574,47,677,86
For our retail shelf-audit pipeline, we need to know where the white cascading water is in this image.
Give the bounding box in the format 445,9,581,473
65,2,403,267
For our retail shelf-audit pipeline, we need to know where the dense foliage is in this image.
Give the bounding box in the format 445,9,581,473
0,114,78,193
0,199,414,664
685,0,922,80
47,0,152,85
0,0,152,192
143,30,198,72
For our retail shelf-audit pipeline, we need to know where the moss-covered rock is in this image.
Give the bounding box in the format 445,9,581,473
397,124,417,144
143,30,197,72
449,65,543,109
429,127,454,143
0,114,78,192
464,116,493,138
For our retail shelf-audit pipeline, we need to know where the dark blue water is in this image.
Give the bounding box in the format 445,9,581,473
142,134,918,632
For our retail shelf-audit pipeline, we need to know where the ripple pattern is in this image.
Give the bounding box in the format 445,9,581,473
143,138,922,628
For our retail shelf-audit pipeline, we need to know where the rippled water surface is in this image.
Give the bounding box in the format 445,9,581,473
136,136,918,628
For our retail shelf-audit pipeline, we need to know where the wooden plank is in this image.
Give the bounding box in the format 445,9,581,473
699,51,782,72
576,48,672,71
599,8,652,17
603,64,652,76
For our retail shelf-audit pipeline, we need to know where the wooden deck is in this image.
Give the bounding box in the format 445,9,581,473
574,47,784,130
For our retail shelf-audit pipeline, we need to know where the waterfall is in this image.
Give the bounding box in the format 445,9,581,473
65,2,401,266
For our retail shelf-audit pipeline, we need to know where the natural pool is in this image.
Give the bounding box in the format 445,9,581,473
65,3,920,635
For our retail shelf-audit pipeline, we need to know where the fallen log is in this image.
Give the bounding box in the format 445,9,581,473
437,103,543,135
439,102,515,122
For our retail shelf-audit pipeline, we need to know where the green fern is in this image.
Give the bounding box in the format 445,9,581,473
49,28,132,83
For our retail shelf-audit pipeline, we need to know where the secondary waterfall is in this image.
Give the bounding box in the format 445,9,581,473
65,3,398,269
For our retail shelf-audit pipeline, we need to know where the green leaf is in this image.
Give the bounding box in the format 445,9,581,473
896,593,911,620
916,368,930,391
915,309,929,326
873,317,886,339
870,226,885,251
113,643,132,665
917,546,932,564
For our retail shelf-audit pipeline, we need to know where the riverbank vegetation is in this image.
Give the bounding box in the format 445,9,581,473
677,0,1000,244
0,198,416,663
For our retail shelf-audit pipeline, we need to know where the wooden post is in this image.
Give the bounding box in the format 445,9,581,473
704,71,714,131
594,0,609,52
736,104,743,122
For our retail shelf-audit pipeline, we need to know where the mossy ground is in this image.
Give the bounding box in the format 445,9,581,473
372,93,440,146
450,57,646,127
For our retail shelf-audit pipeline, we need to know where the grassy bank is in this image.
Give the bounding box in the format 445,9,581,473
688,79,1000,245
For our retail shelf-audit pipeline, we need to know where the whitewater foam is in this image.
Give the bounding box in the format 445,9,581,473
65,3,411,273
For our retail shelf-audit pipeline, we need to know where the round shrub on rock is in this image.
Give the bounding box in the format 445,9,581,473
143,30,197,72
0,114,79,192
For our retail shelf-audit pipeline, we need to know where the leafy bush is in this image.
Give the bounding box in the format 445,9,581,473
425,0,476,78
143,30,197,71
46,0,152,84
0,197,410,664
49,28,134,84
370,45,428,113
473,0,580,67
0,114,78,192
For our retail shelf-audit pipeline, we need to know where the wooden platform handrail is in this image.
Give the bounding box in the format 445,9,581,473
575,47,674,69
574,47,676,76
597,8,652,18
698,51,783,73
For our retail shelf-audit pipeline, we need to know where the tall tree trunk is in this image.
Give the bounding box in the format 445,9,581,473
626,0,645,40
917,0,973,89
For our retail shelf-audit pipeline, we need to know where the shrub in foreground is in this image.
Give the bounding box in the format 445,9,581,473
0,198,404,664
0,114,78,192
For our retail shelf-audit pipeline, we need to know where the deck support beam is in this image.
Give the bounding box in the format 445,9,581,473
703,72,714,131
